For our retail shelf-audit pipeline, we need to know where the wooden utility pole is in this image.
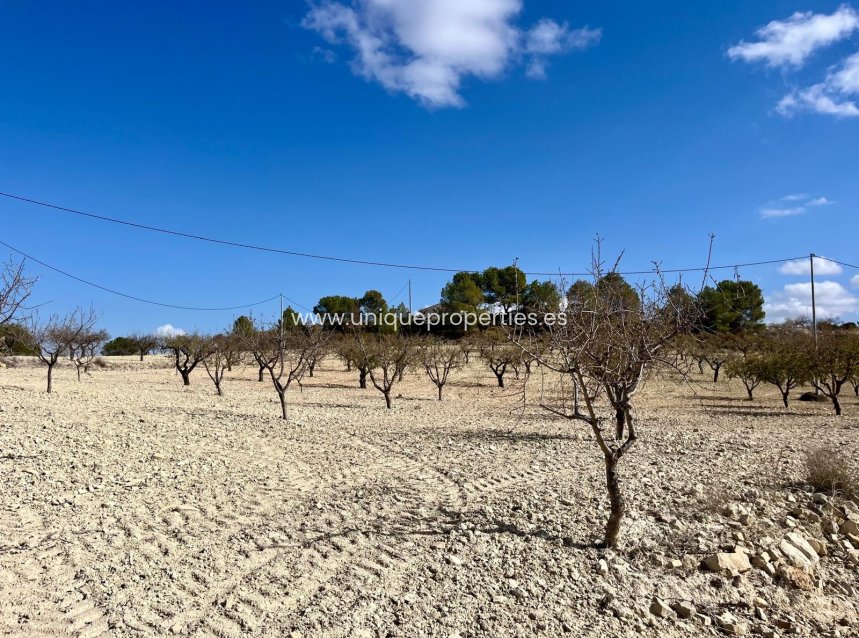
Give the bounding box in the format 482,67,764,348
810,254,818,350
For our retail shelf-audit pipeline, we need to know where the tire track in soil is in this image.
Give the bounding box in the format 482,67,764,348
0,507,112,638
164,434,465,636
103,442,317,636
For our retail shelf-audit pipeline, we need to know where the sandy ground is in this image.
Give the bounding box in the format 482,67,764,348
1,355,858,638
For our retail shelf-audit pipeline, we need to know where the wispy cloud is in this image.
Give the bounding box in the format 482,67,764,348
765,280,859,322
779,257,843,275
728,5,859,67
852,274,859,288
760,206,806,219
730,6,859,118
302,0,601,108
758,193,834,219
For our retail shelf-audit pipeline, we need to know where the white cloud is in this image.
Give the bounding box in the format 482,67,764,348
155,324,186,338
760,206,805,218
852,274,859,287
728,5,859,68
765,280,859,322
779,257,843,275
807,196,834,206
777,50,859,118
303,0,601,108
759,193,835,218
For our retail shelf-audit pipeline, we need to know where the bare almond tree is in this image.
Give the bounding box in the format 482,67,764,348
249,324,329,420
71,328,109,381
163,333,213,386
28,307,98,393
129,332,160,361
478,328,519,388
356,333,414,408
1,256,36,327
420,336,463,400
202,334,236,396
522,251,693,548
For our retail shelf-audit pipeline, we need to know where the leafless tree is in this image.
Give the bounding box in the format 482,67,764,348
71,328,109,381
248,324,330,420
163,333,213,386
129,332,160,361
355,333,414,408
478,328,519,388
419,336,462,400
202,333,237,396
27,307,98,393
521,250,693,548
336,337,371,388
1,256,36,327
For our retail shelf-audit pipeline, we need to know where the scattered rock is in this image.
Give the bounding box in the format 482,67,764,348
703,552,751,573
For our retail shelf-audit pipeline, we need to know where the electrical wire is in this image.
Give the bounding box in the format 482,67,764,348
0,190,814,277
0,239,280,311
815,255,859,270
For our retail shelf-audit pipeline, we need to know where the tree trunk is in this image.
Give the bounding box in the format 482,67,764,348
215,381,222,396
614,408,625,440
384,391,392,409
76,366,81,382
603,455,624,549
832,395,842,416
308,362,315,378
139,350,145,362
278,391,288,420
781,391,789,408
359,369,367,389
494,371,504,388
258,363,265,382
746,386,754,400
437,385,443,401
713,365,720,383
46,364,54,393
180,369,191,386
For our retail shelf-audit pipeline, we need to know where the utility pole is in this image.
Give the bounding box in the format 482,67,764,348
408,279,412,315
810,254,818,350
513,257,520,316
810,254,819,396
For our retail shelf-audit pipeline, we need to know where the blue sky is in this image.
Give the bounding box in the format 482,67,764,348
1,0,858,336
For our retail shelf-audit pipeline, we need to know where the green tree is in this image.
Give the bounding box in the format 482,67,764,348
103,336,138,356
440,272,483,312
314,295,360,330
232,315,255,337
698,280,765,333
522,280,561,313
359,290,388,316
480,266,526,310
281,306,302,331
566,280,594,309
596,273,641,311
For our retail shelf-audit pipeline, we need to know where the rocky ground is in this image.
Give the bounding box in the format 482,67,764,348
0,355,857,638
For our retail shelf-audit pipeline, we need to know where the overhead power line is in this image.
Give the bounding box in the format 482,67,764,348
815,256,859,270
0,190,813,276
0,239,279,311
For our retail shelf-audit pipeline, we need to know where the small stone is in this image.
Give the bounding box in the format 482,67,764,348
807,538,827,557
703,552,751,573
649,598,672,618
673,601,696,619
596,559,609,575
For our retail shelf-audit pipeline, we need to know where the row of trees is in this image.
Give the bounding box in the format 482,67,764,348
684,329,859,416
